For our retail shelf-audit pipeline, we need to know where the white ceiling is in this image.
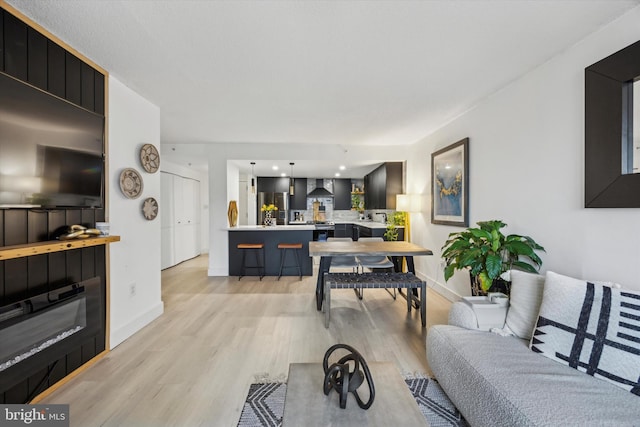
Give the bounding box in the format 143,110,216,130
6,0,640,176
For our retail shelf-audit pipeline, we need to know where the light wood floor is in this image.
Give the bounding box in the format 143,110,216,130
41,255,452,426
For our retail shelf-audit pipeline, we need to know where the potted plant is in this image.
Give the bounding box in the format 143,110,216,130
441,220,544,295
383,211,406,241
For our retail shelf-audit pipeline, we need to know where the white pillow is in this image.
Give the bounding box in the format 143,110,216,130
530,271,640,396
504,270,546,339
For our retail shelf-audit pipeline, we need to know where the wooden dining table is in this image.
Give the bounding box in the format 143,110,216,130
309,240,433,311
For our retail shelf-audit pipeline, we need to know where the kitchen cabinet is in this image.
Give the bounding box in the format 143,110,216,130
333,179,352,210
334,223,353,238
354,224,404,241
290,178,307,210
257,177,290,194
364,162,403,209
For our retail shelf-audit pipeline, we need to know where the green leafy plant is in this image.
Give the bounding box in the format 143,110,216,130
383,211,406,241
441,220,545,293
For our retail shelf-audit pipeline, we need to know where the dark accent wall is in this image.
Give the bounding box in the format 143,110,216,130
1,8,105,114
0,6,108,402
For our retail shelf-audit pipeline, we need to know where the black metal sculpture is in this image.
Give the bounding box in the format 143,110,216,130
322,344,375,409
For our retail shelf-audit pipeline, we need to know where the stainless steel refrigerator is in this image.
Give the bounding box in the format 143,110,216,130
257,192,289,225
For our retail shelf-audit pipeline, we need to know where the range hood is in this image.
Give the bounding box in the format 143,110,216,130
307,179,333,198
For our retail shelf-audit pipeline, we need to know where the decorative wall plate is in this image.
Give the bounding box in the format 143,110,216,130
140,143,160,173
119,168,144,199
142,197,159,220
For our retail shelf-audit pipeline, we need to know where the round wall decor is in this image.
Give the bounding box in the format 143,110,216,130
119,168,144,199
140,143,160,173
142,197,159,220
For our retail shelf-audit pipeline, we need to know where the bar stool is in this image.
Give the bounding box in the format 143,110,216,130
277,242,303,280
237,243,265,281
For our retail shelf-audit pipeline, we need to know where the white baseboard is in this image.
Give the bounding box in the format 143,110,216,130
208,267,228,276
110,302,164,349
414,270,462,302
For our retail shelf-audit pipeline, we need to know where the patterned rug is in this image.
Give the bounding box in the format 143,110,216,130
237,377,468,427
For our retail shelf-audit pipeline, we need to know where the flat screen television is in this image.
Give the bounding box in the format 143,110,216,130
0,71,104,208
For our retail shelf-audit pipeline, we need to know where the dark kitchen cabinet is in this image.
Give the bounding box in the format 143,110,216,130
333,179,352,210
257,177,275,193
334,223,353,238
290,178,307,210
355,224,404,241
257,177,289,194
364,162,403,209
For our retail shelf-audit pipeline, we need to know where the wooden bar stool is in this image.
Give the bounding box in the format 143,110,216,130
237,243,265,280
277,242,303,280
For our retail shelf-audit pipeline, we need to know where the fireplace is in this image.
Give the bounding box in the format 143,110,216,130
0,277,102,398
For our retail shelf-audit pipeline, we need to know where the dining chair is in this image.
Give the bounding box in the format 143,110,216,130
356,237,397,299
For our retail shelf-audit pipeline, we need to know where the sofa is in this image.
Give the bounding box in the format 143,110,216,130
426,270,640,427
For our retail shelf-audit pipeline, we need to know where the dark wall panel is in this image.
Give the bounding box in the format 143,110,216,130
4,210,28,246
65,209,82,228
81,247,96,280
27,210,48,243
81,63,95,111
65,52,81,105
66,348,82,373
48,210,66,240
27,255,48,296
65,250,82,284
27,28,47,90
47,252,66,288
94,72,104,115
47,41,65,98
4,12,28,80
4,258,28,303
0,9,5,71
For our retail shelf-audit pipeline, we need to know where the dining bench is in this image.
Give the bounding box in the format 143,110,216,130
323,272,426,328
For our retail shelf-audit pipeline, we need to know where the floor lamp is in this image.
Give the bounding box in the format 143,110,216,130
395,194,420,271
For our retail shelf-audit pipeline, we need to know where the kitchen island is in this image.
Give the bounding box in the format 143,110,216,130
228,225,314,277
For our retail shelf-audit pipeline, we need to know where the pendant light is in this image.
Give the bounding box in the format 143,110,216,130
289,162,295,196
250,162,256,194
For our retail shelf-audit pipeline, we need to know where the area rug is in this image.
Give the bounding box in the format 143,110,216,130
237,377,468,427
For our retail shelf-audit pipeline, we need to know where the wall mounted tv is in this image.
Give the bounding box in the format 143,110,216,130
0,71,104,208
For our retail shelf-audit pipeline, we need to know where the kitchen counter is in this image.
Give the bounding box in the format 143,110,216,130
227,225,315,231
227,227,314,277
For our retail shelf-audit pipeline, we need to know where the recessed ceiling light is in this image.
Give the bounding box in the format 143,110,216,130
339,165,346,170
281,172,286,177
335,172,341,177
272,165,279,170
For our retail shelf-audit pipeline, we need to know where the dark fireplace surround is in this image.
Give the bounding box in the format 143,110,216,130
0,277,102,398
0,5,108,403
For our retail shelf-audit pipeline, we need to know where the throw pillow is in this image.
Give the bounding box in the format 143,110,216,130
504,270,546,339
530,271,640,396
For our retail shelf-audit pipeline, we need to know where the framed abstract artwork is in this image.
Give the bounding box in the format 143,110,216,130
431,138,469,226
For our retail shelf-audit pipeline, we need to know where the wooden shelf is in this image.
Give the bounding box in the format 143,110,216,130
0,236,120,261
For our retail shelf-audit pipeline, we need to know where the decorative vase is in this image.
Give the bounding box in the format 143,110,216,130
227,200,238,227
470,273,511,296
264,210,275,226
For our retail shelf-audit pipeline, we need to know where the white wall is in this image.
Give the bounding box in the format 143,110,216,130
407,7,640,300
108,76,164,348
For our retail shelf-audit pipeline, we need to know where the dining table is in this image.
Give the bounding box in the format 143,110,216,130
309,240,433,311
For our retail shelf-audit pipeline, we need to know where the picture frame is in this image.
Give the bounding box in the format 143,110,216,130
431,138,469,226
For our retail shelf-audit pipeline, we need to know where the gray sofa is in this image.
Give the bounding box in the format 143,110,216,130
426,272,640,427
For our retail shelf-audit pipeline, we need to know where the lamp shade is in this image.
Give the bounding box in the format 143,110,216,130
396,194,420,212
